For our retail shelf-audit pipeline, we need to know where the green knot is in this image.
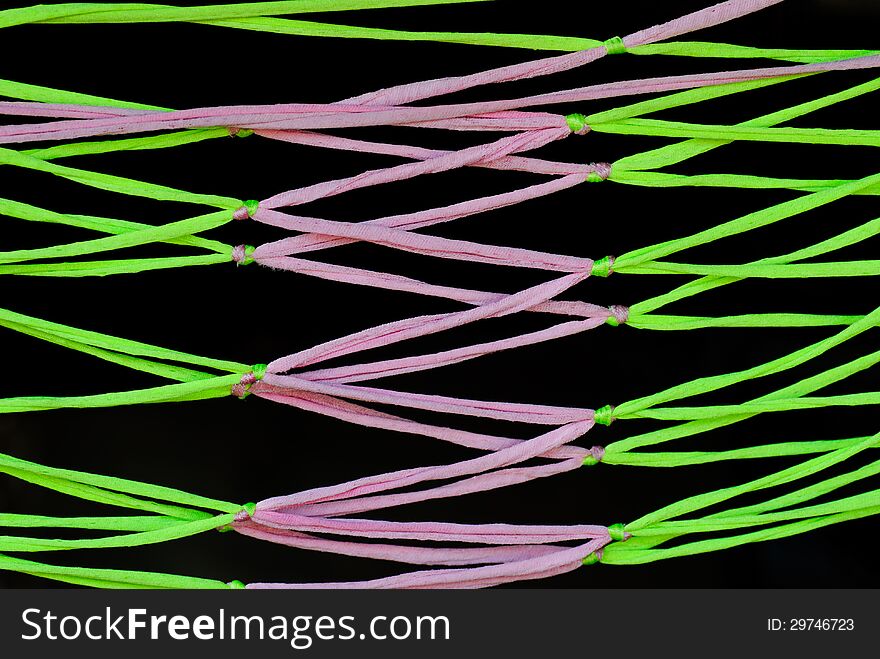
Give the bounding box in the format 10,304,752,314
591,255,615,277
232,244,256,266
218,504,253,532
582,446,605,467
233,365,266,399
586,171,605,183
227,580,246,590
603,36,627,55
234,199,259,220
565,113,589,134
593,404,615,426
233,129,254,138
582,551,602,566
605,304,629,327
608,523,627,542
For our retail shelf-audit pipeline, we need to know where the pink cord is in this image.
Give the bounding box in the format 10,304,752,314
244,275,605,449
234,522,570,566
245,537,611,589
255,423,592,519
0,0,794,142
7,56,880,142
229,423,601,572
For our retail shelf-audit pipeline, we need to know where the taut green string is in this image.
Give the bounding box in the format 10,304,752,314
601,337,880,463
608,435,877,468
573,307,880,466
0,145,246,275
588,433,880,565
613,171,880,273
628,313,863,331
629,216,880,318
0,254,232,278
627,434,880,532
618,305,880,416
0,514,182,531
603,507,880,565
0,147,240,209
0,196,228,253
0,304,266,413
0,451,242,514
1,4,875,60
0,1,491,29
610,76,880,173
0,374,242,413
0,514,235,553
0,554,231,589
626,391,880,422
0,209,233,264
595,119,880,148
0,307,248,373
0,450,262,584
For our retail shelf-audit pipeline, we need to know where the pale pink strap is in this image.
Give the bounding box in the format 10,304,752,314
268,272,585,372
246,537,609,589
257,421,593,511
234,522,567,566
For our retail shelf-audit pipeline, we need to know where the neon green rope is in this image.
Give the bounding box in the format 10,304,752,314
1,3,876,60
0,554,230,588
601,434,880,564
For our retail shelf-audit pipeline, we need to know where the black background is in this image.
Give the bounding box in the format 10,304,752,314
0,0,878,588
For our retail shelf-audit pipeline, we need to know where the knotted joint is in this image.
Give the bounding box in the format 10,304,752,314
608,523,627,542
565,112,590,135
605,304,629,327
582,548,604,566
582,445,605,466
218,503,256,533
603,36,627,55
586,162,612,183
583,523,628,566
593,404,615,427
591,256,615,278
228,127,254,138
232,364,267,399
233,199,259,221
232,244,256,266
227,580,247,589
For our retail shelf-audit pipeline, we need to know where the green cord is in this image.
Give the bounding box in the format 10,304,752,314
607,436,878,468
590,256,614,277
0,147,240,208
0,553,230,589
610,76,880,173
0,306,248,373
0,210,233,265
584,433,880,566
615,171,880,272
0,1,492,28
1,4,875,60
